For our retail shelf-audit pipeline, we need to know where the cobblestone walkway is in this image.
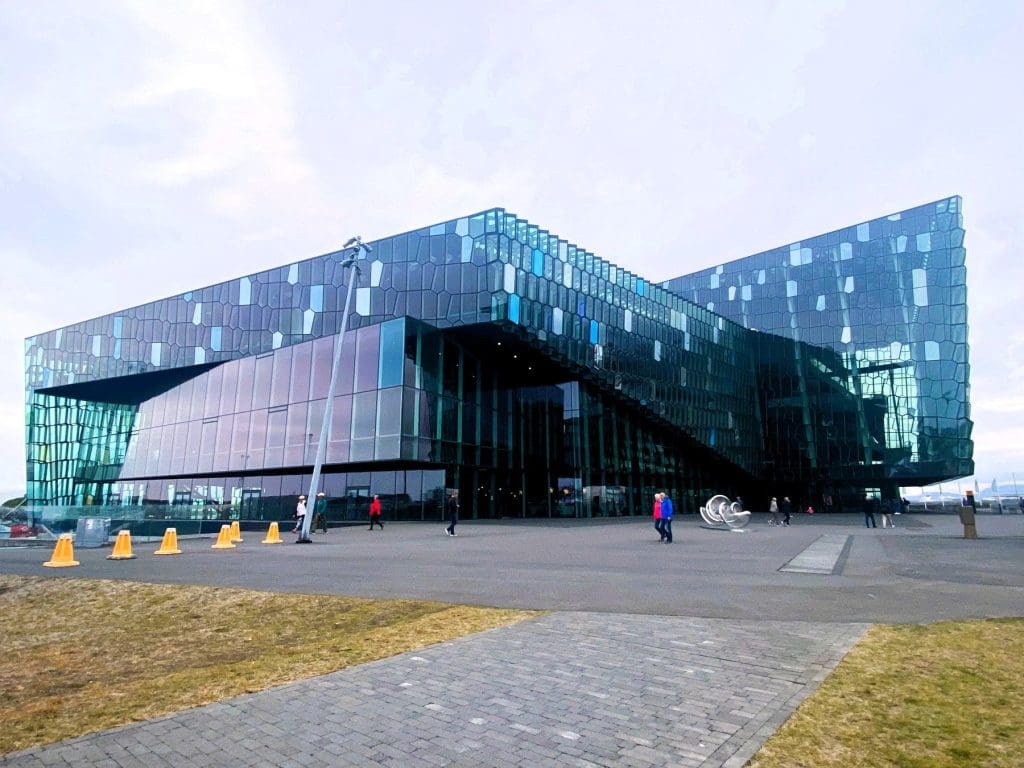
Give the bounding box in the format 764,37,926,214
2,613,866,768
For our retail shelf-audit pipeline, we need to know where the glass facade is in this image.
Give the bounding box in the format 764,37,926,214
25,198,972,522
664,196,973,506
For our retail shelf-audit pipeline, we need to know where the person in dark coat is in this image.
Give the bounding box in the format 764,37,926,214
659,492,674,543
313,492,328,534
864,497,878,528
781,497,792,526
444,491,459,536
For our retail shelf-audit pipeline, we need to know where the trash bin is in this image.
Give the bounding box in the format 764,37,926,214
75,517,111,548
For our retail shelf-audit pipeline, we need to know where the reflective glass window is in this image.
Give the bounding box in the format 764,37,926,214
157,426,174,475
352,391,377,439
214,414,233,471
205,366,225,418
144,396,163,430
190,375,207,422
198,421,217,473
285,401,309,466
265,408,287,466
310,336,334,400
252,354,273,409
230,414,248,471
270,346,292,407
219,362,238,416
246,410,267,469
355,324,381,393
174,380,192,428
289,340,312,404
171,422,188,474
377,387,402,437
234,355,255,413
304,398,325,465
338,329,356,395
379,319,404,388
184,420,201,475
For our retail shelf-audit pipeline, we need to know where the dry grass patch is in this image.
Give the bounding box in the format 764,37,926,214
0,575,536,754
748,618,1024,768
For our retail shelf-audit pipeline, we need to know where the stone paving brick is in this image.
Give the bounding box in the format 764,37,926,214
1,613,865,768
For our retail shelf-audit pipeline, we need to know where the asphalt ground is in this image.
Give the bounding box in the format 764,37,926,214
2,513,1021,624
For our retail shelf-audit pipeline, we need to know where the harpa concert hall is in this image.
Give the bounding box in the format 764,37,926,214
25,196,973,527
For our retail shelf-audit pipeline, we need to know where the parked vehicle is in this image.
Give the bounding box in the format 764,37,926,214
0,511,39,538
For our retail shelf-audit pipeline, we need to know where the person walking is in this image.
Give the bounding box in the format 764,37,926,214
781,497,792,526
293,495,307,534
864,497,878,528
368,494,384,530
313,492,328,534
660,491,674,543
653,492,665,540
444,490,459,536
768,497,780,526
880,499,895,528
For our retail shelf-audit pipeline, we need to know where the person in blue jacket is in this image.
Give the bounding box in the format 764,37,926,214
659,492,674,543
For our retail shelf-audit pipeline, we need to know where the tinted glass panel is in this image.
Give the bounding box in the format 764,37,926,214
289,341,312,404
352,391,376,439
252,356,273,410
377,387,402,437
310,336,334,400
234,355,255,413
355,324,380,393
379,319,404,388
270,346,292,407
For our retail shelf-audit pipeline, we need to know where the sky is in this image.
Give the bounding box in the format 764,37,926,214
1,0,1022,502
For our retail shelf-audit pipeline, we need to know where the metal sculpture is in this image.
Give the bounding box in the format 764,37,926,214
700,495,751,530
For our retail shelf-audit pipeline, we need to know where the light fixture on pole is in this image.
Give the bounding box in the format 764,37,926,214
297,236,371,543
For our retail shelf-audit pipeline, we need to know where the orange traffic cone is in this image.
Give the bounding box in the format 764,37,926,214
262,521,283,544
43,534,80,567
229,520,243,543
107,530,137,560
154,527,182,555
211,524,235,549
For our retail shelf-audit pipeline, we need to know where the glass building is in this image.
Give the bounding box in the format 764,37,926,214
664,195,973,505
24,197,972,525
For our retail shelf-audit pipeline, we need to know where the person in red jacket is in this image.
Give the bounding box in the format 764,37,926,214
368,495,383,530
653,493,665,541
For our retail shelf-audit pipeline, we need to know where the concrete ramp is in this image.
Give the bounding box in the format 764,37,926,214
780,533,850,574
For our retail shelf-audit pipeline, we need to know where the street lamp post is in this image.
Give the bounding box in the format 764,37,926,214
297,236,370,542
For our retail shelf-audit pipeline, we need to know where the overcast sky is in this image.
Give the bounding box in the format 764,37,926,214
2,0,1022,501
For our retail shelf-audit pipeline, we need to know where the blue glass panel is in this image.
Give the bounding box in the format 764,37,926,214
509,293,521,324
378,318,405,388
532,248,544,277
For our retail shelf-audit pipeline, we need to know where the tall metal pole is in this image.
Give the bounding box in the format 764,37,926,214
297,243,365,542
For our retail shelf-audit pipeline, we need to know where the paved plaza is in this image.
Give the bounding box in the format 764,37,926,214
1,513,1021,766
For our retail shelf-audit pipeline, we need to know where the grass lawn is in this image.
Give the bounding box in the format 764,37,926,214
748,618,1024,768
0,575,536,755
3,575,1021,765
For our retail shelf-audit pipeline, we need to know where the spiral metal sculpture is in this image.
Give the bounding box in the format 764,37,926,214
700,495,751,530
